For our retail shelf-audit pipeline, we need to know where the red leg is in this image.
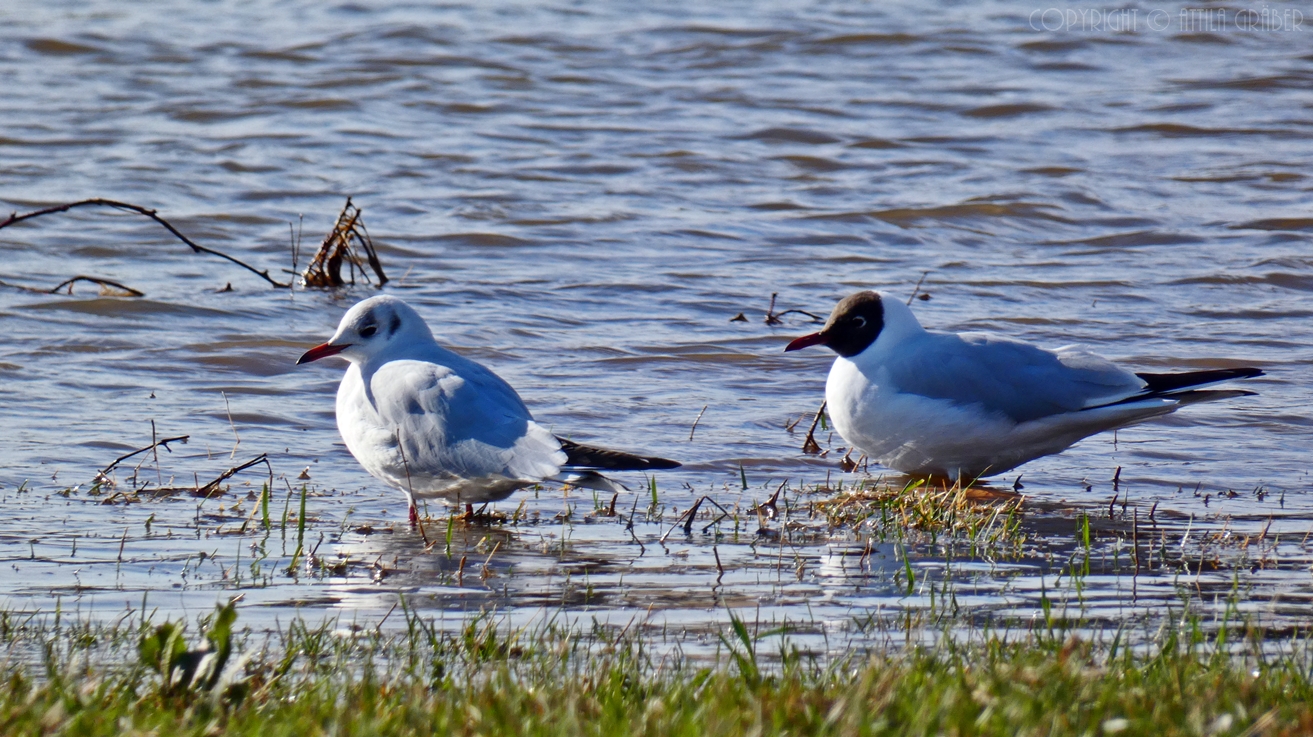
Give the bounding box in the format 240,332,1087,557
408,503,419,526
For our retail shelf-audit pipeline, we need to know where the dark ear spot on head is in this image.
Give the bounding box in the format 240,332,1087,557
388,313,402,337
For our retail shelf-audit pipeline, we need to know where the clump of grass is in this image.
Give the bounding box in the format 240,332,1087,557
813,477,1025,554
2,603,1311,736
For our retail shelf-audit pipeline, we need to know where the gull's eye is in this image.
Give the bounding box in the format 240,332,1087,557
852,316,867,328
360,324,378,338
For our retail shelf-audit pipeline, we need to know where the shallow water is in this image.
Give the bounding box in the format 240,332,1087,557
1,0,1311,652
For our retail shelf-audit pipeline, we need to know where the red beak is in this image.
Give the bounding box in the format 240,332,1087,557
784,332,828,352
297,342,349,365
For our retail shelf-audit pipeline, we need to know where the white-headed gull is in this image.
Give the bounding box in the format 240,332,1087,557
298,295,679,520
785,291,1263,480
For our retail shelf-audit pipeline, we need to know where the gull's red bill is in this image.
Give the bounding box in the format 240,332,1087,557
297,342,349,365
784,332,828,352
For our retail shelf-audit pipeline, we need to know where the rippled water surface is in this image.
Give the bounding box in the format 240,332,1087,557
1,1,1311,650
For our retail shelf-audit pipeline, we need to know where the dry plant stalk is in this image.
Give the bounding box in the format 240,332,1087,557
301,197,388,288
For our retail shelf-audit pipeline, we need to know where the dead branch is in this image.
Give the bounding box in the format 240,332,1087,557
49,276,145,297
97,435,190,480
0,198,289,288
300,197,388,288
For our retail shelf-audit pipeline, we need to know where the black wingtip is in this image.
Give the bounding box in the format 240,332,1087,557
1135,367,1264,394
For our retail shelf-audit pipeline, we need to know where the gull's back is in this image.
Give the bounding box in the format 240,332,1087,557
876,329,1146,423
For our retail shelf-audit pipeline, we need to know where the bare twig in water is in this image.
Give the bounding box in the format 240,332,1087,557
195,454,275,499
300,197,388,288
0,198,289,288
659,495,731,542
49,276,145,297
222,391,241,459
765,292,824,325
801,400,827,454
688,404,708,442
151,420,163,487
96,435,190,482
907,271,931,305
0,275,145,297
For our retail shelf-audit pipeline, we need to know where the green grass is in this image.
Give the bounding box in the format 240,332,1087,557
2,603,1310,736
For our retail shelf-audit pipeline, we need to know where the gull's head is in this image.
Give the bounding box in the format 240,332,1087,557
784,290,886,358
297,295,434,366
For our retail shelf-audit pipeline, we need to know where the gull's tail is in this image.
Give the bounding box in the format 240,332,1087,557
555,437,681,471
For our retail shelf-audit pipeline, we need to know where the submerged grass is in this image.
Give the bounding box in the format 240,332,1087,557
2,603,1311,736
812,477,1026,556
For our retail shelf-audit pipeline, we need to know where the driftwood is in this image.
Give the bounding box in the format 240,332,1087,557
0,199,290,288
300,197,388,288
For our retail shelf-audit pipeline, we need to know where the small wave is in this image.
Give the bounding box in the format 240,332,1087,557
1169,273,1313,293
808,200,1067,227
24,38,103,56
1172,73,1313,91
1113,123,1297,138
1232,218,1313,232
810,33,921,46
775,155,846,172
738,127,840,145
1047,231,1201,249
434,233,534,248
962,103,1053,119
848,138,904,149
1022,167,1081,177
17,298,231,319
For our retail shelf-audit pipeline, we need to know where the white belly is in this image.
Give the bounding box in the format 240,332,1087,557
334,366,530,505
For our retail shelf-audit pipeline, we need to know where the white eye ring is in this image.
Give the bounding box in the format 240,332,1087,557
852,316,866,328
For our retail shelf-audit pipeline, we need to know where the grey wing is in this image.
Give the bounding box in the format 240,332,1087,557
885,332,1145,423
372,359,565,482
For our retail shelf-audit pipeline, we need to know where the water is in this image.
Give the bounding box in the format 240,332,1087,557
1,0,1311,653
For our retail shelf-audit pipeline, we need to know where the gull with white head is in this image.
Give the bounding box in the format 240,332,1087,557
298,295,679,521
785,291,1264,481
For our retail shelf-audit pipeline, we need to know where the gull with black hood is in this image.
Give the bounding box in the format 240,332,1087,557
786,291,1263,480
